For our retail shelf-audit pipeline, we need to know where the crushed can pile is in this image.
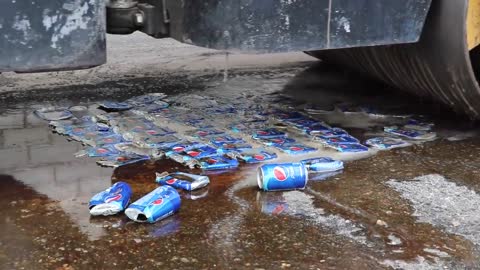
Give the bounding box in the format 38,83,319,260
34,92,439,223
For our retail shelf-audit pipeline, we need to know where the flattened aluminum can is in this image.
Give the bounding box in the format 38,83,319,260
155,172,210,191
257,163,308,191
125,186,181,223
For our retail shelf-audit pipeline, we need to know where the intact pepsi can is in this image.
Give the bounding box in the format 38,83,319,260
125,186,181,223
257,163,308,191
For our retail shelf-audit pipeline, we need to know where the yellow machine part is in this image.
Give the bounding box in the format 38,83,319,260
468,0,480,50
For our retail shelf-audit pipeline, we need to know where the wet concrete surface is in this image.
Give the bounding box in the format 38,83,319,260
2,51,480,270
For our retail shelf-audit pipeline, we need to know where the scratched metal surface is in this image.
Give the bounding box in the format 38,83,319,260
168,0,432,52
0,0,106,73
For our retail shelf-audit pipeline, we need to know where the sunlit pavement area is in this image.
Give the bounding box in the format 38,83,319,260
1,34,480,269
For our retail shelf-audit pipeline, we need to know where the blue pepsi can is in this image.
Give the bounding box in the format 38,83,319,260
89,182,132,216
125,186,181,223
257,163,308,191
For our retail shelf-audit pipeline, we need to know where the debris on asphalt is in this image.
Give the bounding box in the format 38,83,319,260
34,92,442,172
155,172,210,191
89,182,132,216
125,186,181,223
257,163,308,191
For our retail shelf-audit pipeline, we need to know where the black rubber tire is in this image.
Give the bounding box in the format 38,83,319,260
307,0,480,119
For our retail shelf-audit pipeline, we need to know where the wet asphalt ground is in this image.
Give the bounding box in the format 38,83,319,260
2,35,480,270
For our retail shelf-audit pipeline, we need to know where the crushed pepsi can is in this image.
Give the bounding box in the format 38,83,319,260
252,128,287,139
301,157,344,173
99,101,133,111
125,186,181,223
273,143,317,155
89,182,132,216
155,172,210,191
257,163,308,191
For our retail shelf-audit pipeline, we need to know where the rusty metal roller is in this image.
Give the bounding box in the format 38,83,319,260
309,0,480,119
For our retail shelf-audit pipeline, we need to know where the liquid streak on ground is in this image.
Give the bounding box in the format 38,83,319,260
1,64,480,269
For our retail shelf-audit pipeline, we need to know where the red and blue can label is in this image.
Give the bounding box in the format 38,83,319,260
257,163,308,191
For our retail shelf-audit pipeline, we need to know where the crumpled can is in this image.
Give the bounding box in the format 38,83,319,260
227,148,278,163
384,126,437,141
89,182,132,216
125,186,181,223
155,172,210,191
300,157,344,173
365,137,412,150
190,155,239,170
252,128,287,139
273,143,317,155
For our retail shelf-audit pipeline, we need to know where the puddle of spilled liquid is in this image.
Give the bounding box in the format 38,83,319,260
1,64,480,269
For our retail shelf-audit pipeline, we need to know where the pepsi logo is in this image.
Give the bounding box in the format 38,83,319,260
273,166,288,181
172,146,184,152
97,148,108,154
105,194,122,203
272,139,282,143
104,138,114,143
187,151,200,157
257,131,269,135
146,130,157,135
152,198,163,205
166,178,177,184
290,147,303,151
254,154,265,160
207,159,217,164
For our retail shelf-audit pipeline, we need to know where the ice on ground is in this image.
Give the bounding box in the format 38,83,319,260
387,174,480,246
282,191,368,244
